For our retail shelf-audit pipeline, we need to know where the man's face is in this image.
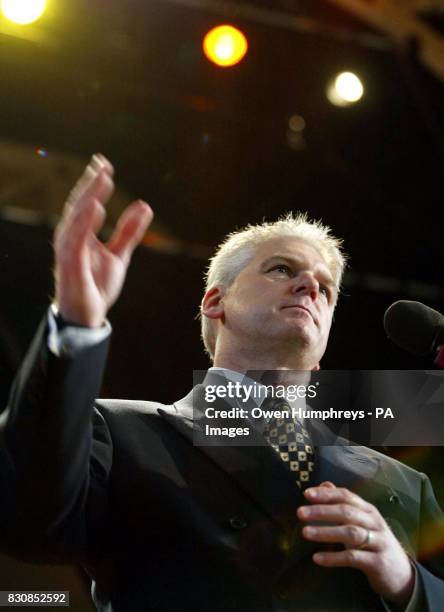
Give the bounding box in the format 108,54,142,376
220,237,337,366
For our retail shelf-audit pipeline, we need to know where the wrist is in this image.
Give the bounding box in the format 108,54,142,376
384,560,415,611
51,303,105,329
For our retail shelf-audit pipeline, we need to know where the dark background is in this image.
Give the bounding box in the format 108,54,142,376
0,0,443,609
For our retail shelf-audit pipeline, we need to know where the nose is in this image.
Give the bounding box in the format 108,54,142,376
290,272,319,301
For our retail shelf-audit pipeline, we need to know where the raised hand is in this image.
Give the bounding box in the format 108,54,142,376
53,154,153,327
298,483,415,609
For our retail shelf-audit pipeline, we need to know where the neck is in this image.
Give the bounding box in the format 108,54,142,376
213,339,316,373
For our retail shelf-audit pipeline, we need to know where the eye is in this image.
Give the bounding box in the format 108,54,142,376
269,264,292,275
320,285,331,300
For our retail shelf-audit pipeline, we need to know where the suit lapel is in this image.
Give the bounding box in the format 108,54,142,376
162,383,322,568
306,418,379,485
308,420,410,533
313,445,381,491
162,384,304,529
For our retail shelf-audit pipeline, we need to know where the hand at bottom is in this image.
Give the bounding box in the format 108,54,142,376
297,482,415,610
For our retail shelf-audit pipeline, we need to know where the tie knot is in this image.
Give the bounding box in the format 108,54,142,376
262,393,291,416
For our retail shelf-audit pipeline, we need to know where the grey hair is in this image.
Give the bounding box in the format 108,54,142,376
200,212,347,360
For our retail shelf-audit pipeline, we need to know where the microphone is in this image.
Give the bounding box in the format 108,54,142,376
383,300,444,367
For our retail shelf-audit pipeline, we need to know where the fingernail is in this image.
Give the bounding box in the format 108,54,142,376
91,154,104,169
304,526,315,536
305,488,317,498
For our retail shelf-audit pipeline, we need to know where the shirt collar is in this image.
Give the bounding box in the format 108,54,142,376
208,366,268,409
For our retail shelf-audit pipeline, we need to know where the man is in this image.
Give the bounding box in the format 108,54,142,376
1,154,443,611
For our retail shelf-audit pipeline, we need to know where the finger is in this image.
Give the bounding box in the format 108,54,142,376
81,169,114,209
59,170,113,239
66,155,105,205
107,200,153,263
319,481,336,488
93,153,114,177
304,486,374,513
64,154,113,216
71,168,114,211
312,549,374,570
65,166,96,212
56,198,106,259
297,503,375,529
303,525,379,550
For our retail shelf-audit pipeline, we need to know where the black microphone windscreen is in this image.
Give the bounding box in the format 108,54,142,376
383,300,444,356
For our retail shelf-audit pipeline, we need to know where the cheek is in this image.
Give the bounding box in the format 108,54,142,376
222,294,250,322
224,293,271,327
226,284,264,310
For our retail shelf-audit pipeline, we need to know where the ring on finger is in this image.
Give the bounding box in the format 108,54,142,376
356,528,373,550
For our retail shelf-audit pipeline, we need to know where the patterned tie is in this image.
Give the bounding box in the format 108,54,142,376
263,399,315,489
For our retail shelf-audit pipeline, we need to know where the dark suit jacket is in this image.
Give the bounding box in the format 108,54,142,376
1,318,444,611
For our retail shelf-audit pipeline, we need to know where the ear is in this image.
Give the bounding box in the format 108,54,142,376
201,286,225,320
312,363,320,372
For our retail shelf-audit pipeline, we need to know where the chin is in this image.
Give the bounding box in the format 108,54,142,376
281,327,313,349
286,320,313,340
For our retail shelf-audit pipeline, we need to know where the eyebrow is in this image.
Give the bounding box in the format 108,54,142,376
260,255,337,292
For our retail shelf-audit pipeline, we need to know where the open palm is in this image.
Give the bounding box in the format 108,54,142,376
54,154,153,327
